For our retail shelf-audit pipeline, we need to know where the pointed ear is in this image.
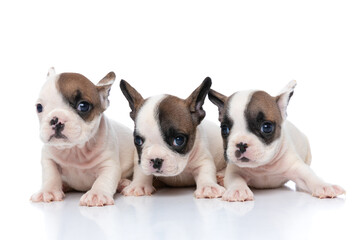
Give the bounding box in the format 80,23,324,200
276,80,297,119
119,80,144,121
208,89,228,122
185,77,212,124
96,72,116,110
47,67,56,79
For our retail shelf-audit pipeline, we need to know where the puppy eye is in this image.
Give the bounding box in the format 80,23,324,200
173,135,186,147
36,103,43,113
77,101,92,113
221,125,230,137
134,135,144,146
261,121,274,134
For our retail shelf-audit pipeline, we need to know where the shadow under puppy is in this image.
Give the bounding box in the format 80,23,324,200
208,80,345,201
119,77,226,198
31,68,135,206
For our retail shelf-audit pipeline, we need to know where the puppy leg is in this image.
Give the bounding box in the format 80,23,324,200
80,162,120,207
31,158,64,202
193,158,225,199
288,160,345,198
122,165,155,196
117,179,132,192
222,164,254,202
216,168,226,187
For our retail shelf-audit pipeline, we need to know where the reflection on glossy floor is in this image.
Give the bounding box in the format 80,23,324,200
24,185,357,240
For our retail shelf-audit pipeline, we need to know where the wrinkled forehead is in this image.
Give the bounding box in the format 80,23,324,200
227,90,253,122
38,73,100,105
38,75,61,103
57,73,100,106
245,91,282,123
135,94,196,136
227,90,282,123
158,95,195,134
135,95,166,134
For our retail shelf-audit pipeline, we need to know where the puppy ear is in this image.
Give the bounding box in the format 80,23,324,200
275,80,297,119
120,80,144,121
96,72,116,110
47,67,56,79
208,89,228,122
186,77,212,124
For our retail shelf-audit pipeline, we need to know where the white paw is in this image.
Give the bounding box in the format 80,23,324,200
117,179,132,192
121,183,155,196
222,187,254,202
31,190,65,202
79,190,114,207
312,184,346,199
194,183,225,199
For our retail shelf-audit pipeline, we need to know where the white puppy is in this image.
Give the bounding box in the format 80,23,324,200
119,77,226,198
208,81,345,201
31,68,135,206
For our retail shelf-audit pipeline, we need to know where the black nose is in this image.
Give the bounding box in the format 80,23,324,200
236,142,248,153
151,158,164,170
50,117,58,126
50,117,65,133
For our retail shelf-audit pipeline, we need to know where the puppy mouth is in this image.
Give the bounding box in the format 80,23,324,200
48,133,68,142
153,170,164,176
239,157,250,162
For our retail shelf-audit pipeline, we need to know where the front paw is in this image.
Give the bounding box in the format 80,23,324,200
312,184,346,199
31,190,65,202
117,179,132,192
121,183,155,196
222,187,254,202
79,190,114,207
194,183,225,199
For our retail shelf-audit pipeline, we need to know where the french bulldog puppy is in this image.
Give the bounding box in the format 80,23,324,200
208,80,345,201
31,68,135,206
119,77,226,198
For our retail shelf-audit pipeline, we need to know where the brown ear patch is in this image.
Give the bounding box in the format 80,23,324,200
245,91,283,145
57,73,103,122
157,96,198,155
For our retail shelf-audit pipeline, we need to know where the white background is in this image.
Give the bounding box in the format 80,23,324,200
0,1,359,239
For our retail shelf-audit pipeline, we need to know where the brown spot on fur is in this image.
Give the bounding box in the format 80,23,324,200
245,91,283,144
156,78,211,155
158,96,198,155
57,73,103,122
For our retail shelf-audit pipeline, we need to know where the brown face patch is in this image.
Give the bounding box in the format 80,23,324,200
157,96,198,155
245,91,283,145
57,73,103,122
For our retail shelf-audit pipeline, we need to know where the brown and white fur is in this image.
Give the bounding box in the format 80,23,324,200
31,68,135,206
119,77,226,198
208,80,345,201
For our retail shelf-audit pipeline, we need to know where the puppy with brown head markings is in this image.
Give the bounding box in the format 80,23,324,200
208,80,345,201
119,77,226,198
31,68,135,206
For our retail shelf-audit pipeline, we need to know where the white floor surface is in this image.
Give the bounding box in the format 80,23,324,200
7,184,357,240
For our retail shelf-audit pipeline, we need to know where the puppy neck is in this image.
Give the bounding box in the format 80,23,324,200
45,114,112,169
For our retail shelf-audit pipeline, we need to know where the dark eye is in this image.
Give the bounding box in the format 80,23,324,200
36,104,43,113
261,121,274,134
221,125,230,136
134,135,144,146
77,101,91,113
173,135,186,147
